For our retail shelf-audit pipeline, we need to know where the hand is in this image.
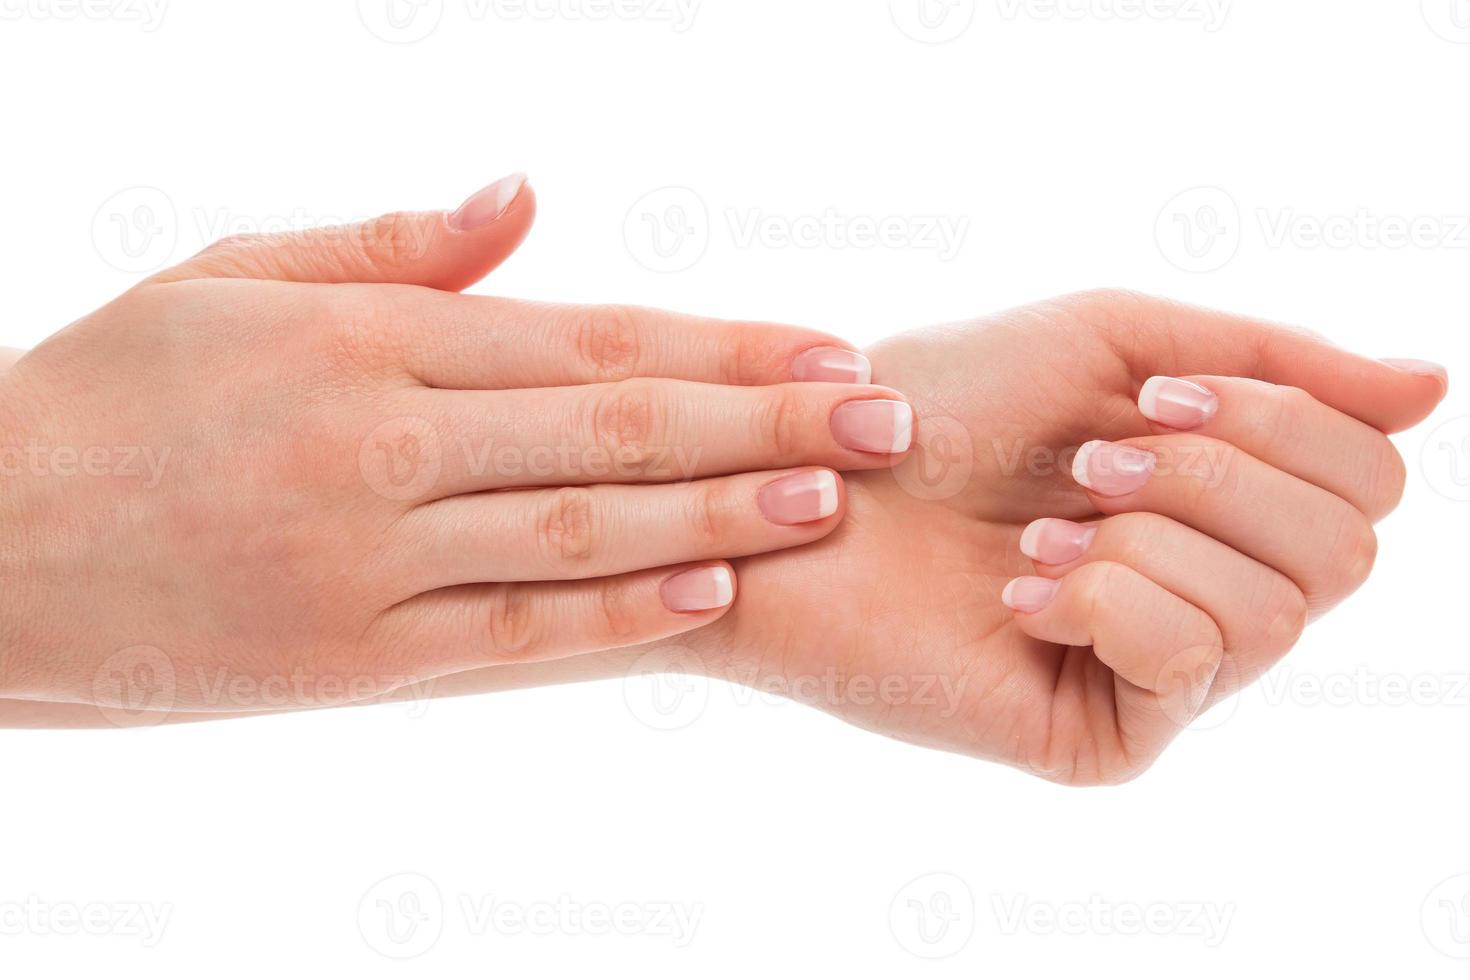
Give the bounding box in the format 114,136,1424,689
671,290,1447,784
0,176,915,714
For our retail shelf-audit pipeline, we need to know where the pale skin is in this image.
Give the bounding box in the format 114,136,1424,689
0,182,1448,786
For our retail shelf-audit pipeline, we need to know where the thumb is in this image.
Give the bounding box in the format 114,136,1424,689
147,173,535,291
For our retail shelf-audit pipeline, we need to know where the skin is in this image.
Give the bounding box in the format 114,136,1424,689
1,194,1447,788
0,178,912,713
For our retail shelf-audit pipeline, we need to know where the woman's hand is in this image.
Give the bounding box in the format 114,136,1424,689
0,176,914,714
672,290,1446,784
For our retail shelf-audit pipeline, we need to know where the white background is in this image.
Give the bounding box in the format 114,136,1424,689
3,0,1469,975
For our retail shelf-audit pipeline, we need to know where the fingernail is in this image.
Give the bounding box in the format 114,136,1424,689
660,565,735,613
1072,440,1156,496
448,173,527,232
758,470,840,525
1001,576,1059,614
1019,518,1098,565
1138,376,1219,430
1381,358,1449,383
830,399,913,454
791,347,873,385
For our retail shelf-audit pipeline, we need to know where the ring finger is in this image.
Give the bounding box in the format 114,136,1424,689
392,467,847,592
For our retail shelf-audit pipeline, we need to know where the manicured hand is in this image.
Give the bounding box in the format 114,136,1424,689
672,291,1447,784
0,176,913,713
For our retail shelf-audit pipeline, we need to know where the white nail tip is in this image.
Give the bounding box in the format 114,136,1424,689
1072,441,1100,489
495,173,527,215
1137,376,1168,421
813,471,840,518
707,566,735,606
890,402,914,453
1000,579,1019,608
1018,520,1046,560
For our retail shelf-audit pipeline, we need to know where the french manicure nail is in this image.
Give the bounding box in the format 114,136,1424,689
660,565,735,613
1138,376,1219,430
1019,518,1098,565
758,470,839,525
448,173,527,231
1381,358,1449,383
1001,576,1059,614
791,347,873,385
830,399,913,454
1072,440,1156,497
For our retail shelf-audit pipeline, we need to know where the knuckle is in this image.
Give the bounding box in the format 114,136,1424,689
535,487,599,569
1076,560,1128,613
484,586,539,660
1261,582,1309,654
1334,515,1379,594
688,481,732,549
574,305,643,382
755,388,805,460
356,212,431,274
594,577,641,643
1367,442,1408,520
1096,512,1171,564
589,380,664,469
